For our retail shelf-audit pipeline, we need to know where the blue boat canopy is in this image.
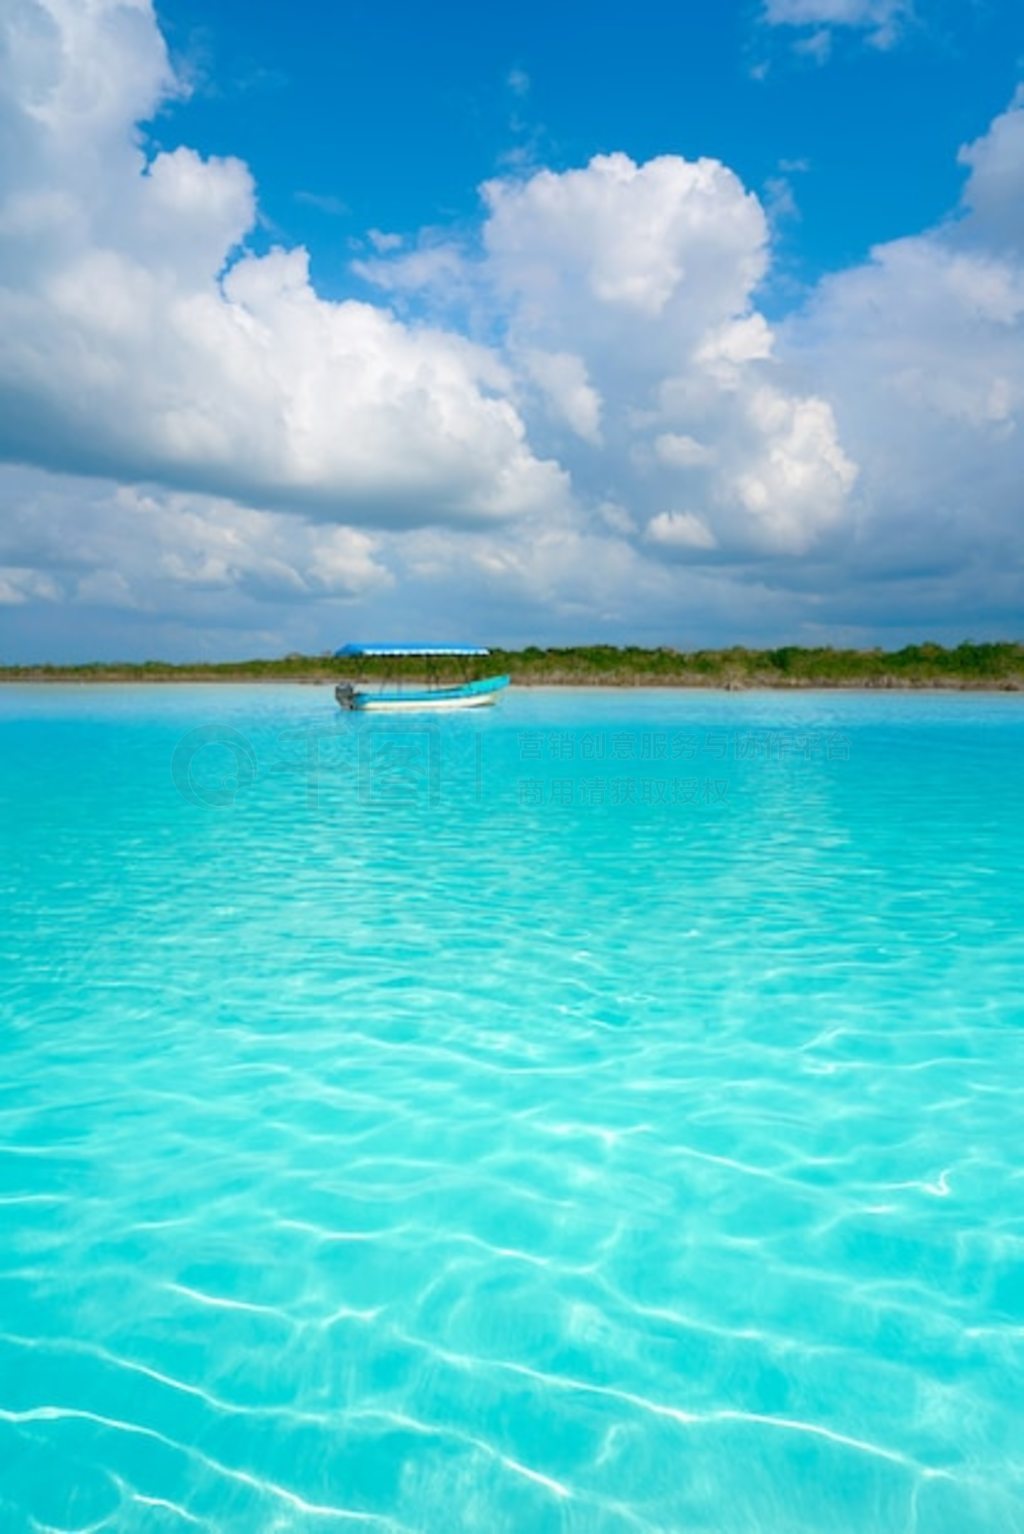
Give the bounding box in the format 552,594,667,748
335,644,490,658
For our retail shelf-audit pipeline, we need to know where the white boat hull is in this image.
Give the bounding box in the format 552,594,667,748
351,692,500,713
335,674,509,713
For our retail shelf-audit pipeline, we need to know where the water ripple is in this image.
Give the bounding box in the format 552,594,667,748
2,685,1023,1530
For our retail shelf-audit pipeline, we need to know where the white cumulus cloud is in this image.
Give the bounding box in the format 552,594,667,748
467,151,856,558
647,512,718,552
0,468,390,606
0,0,566,528
520,350,603,444
782,90,1024,610
483,151,769,328
2,0,1021,655
958,87,1024,252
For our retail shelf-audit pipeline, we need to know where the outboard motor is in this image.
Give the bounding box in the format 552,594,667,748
334,682,357,710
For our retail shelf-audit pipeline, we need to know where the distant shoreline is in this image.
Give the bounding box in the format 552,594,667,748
2,679,1023,691
2,643,1023,691
3,677,1023,695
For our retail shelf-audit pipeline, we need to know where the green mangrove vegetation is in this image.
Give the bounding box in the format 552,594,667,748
2,641,1023,688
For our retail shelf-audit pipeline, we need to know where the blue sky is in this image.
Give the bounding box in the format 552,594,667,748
154,0,1022,293
1,0,1023,660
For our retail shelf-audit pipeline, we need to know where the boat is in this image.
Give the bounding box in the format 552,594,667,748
333,644,510,713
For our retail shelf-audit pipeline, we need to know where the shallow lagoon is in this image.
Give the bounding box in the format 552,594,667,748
2,685,1023,1532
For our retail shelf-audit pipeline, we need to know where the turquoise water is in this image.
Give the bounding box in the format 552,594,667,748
1,685,1023,1533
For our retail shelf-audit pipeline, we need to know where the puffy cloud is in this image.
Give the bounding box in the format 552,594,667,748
726,388,857,552
520,350,603,444
468,152,855,558
0,0,566,529
647,512,718,552
0,466,390,612
2,0,854,574
2,0,1020,655
4,0,175,149
782,91,1024,608
0,564,59,605
958,88,1024,253
0,460,689,658
390,515,682,635
654,434,715,469
483,152,768,331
